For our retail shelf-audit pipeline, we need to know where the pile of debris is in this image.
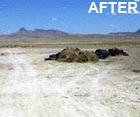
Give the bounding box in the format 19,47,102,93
95,48,129,59
44,47,129,63
45,47,98,63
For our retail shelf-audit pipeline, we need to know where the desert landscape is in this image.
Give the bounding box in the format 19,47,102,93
0,30,140,117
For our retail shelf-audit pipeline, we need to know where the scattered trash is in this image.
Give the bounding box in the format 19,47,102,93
132,70,140,73
95,48,128,59
45,47,129,62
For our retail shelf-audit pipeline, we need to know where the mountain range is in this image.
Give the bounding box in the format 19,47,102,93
110,29,140,36
0,28,140,38
1,28,69,38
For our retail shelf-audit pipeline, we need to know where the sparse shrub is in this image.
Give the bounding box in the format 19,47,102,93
76,51,98,63
58,48,78,62
57,47,98,63
76,51,88,63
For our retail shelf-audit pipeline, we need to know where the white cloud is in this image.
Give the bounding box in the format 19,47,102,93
109,24,118,28
62,6,67,10
51,17,57,21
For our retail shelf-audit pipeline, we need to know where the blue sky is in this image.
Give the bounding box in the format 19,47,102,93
0,0,140,34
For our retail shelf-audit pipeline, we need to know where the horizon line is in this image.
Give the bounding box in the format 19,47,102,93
0,27,139,35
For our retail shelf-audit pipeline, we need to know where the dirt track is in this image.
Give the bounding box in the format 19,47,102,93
0,48,140,117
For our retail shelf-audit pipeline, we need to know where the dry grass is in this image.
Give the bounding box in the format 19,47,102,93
0,42,139,48
0,34,140,48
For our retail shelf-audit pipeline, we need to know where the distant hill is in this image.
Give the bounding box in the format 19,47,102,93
0,29,140,46
110,29,140,36
136,29,140,33
0,28,140,38
1,28,69,38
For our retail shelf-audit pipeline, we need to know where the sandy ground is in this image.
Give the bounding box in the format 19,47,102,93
0,47,140,117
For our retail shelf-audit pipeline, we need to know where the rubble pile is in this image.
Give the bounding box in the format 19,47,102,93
45,47,129,63
95,48,129,59
45,47,98,63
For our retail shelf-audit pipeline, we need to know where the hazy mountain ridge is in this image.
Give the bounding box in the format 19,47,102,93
1,28,69,38
110,29,140,36
0,28,140,42
136,29,140,33
0,28,140,39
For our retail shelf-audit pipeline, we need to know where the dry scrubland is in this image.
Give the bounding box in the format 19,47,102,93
0,34,140,48
0,35,140,117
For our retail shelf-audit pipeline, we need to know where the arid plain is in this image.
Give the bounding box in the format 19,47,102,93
0,35,140,117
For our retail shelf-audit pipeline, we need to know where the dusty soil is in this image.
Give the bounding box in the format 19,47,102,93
0,47,140,117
